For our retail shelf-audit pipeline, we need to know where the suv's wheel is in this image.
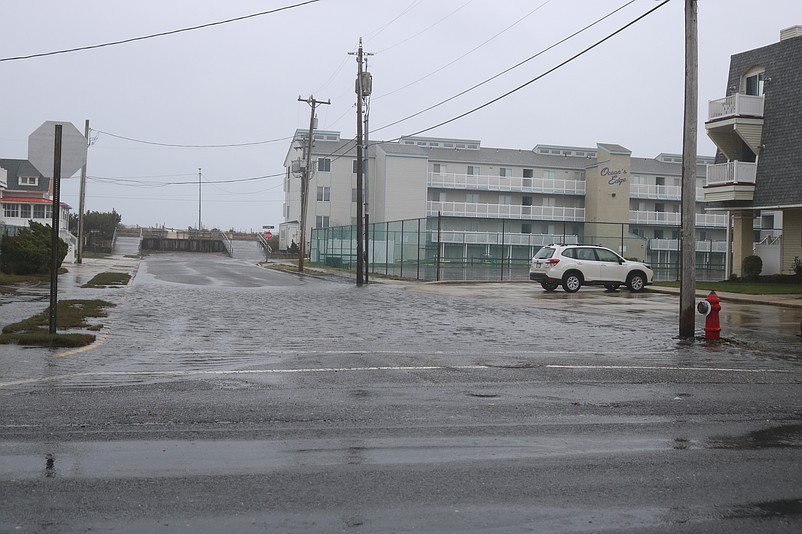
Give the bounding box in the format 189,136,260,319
541,281,559,292
627,272,646,292
562,272,582,293
604,283,620,291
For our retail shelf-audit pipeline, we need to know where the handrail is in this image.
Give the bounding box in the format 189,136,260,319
214,230,234,257
256,233,273,261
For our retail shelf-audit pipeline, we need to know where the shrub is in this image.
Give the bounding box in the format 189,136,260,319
0,221,68,275
793,256,802,276
742,255,763,281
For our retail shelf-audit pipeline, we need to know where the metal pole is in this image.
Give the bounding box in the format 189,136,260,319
77,119,89,263
436,212,442,281
49,124,63,335
679,0,698,338
297,95,329,272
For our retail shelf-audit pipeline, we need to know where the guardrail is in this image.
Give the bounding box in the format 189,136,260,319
256,233,272,261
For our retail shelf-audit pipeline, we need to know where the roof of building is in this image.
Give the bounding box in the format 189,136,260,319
0,158,49,193
725,32,802,208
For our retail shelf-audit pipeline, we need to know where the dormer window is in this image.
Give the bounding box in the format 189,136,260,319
18,176,38,186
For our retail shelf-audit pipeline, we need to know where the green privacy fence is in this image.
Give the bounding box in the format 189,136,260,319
309,215,727,282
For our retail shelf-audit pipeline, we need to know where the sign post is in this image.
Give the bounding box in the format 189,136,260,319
28,121,88,334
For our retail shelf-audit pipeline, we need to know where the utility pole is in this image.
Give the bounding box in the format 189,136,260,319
297,95,330,272
351,39,373,286
679,0,698,338
77,119,89,263
363,53,373,285
198,168,202,232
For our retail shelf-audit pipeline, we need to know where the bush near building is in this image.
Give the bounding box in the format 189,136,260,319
741,255,763,282
0,221,68,275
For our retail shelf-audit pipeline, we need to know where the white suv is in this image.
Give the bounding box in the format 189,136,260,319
529,244,653,293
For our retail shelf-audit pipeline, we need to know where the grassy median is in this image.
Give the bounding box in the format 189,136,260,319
0,299,115,347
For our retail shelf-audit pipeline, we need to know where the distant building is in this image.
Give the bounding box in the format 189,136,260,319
282,129,740,277
704,26,802,276
0,158,76,262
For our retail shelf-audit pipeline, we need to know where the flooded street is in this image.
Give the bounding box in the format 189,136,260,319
1,241,801,532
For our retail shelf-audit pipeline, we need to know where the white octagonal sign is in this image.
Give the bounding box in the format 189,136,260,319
28,121,87,178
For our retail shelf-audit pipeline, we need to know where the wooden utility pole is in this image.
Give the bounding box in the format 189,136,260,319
355,40,365,286
297,95,330,272
198,168,202,232
679,0,698,338
77,119,89,263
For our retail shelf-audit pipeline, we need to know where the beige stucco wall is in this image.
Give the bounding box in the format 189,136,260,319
382,154,428,221
584,145,632,253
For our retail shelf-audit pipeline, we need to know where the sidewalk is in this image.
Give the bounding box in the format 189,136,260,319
647,285,802,309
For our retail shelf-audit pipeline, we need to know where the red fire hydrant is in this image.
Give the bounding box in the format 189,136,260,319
697,290,721,340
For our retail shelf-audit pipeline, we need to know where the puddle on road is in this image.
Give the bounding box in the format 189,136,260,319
706,424,802,450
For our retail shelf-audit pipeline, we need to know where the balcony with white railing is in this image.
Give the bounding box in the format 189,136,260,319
629,211,728,227
708,94,764,121
428,172,585,195
428,201,585,221
437,231,579,247
649,239,727,253
703,161,757,202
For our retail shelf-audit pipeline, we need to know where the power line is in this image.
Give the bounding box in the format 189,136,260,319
387,0,672,140
94,129,293,148
0,0,320,62
373,0,555,102
376,0,476,54
88,171,285,186
371,0,637,135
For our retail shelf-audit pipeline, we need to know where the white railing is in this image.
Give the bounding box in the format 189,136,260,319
708,93,764,120
428,172,585,195
649,239,727,252
629,211,728,227
438,231,579,247
706,161,757,186
429,201,585,221
629,183,682,200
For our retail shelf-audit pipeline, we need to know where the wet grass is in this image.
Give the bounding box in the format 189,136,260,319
0,299,115,347
81,272,131,288
655,279,802,295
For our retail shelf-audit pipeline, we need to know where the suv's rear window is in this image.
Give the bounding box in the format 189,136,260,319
534,247,556,259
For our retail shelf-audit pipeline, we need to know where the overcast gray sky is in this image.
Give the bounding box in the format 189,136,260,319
1,0,798,232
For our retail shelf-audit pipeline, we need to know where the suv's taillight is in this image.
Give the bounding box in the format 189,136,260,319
546,258,560,265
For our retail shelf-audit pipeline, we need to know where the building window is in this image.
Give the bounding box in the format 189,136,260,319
316,216,329,228
521,223,532,234
522,196,533,206
466,193,479,203
543,170,556,180
499,194,512,205
318,158,331,172
20,204,32,218
433,163,445,174
432,191,446,202
352,188,358,203
523,169,533,178
499,167,512,177
3,203,20,218
655,203,665,212
542,197,556,207
574,171,585,181
654,229,664,239
467,165,480,176
34,204,48,218
317,186,330,201
352,160,358,174
18,176,38,186
465,220,479,232
745,71,765,96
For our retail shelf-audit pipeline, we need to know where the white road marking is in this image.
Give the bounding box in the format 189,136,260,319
0,362,792,389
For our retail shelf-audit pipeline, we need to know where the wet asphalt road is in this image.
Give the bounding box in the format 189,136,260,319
1,239,801,533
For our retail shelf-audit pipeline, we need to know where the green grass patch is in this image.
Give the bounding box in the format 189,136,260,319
655,278,802,295
1,299,115,347
81,272,131,288
0,332,96,347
